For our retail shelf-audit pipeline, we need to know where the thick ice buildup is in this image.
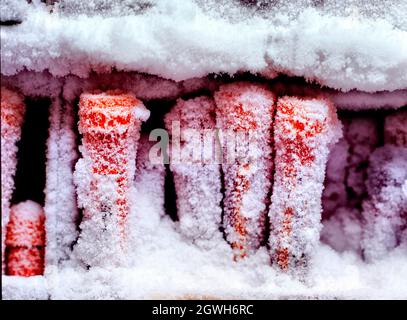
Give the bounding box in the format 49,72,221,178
214,82,275,260
269,96,342,272
73,90,150,267
164,96,223,248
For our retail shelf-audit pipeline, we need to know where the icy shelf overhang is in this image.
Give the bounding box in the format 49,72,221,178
1,0,407,93
2,71,407,110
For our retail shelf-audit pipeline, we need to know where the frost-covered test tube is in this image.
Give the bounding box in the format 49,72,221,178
214,83,275,260
73,91,149,267
1,87,25,273
321,117,379,253
164,97,223,247
6,201,45,276
269,96,341,271
361,109,407,261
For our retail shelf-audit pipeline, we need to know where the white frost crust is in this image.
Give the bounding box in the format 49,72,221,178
1,1,407,92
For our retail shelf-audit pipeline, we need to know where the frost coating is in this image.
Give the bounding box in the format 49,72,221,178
164,96,223,248
269,96,342,272
214,82,275,260
73,91,150,267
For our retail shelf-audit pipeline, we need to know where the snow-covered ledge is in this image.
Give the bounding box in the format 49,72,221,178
1,0,407,92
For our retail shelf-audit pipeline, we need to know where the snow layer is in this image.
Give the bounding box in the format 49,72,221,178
1,0,407,92
3,238,407,299
2,276,49,300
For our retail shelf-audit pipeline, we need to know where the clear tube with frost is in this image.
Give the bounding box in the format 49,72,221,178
361,109,407,261
164,96,223,247
269,96,341,272
73,90,150,267
214,83,275,260
1,87,25,274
